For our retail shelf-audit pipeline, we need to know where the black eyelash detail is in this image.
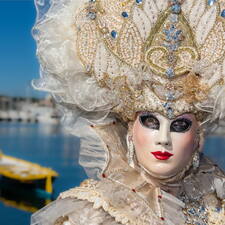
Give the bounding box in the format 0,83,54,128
170,118,192,133
139,111,152,117
139,114,160,130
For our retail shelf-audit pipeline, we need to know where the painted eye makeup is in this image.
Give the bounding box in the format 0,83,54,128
139,113,160,130
170,118,192,133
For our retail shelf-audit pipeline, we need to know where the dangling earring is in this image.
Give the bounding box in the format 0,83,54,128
126,134,135,168
192,151,200,171
192,128,201,171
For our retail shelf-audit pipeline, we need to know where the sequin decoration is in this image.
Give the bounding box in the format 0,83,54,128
165,68,175,78
170,14,178,23
207,0,217,6
180,192,208,225
87,11,97,20
221,10,225,18
171,4,181,14
111,30,118,39
122,11,129,18
135,0,143,5
166,92,175,101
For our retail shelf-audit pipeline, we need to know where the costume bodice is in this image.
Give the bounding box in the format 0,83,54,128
31,123,225,225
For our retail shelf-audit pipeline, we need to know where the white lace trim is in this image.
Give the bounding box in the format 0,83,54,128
60,187,132,225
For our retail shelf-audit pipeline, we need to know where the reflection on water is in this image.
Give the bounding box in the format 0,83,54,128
0,177,52,213
0,122,224,225
0,122,87,225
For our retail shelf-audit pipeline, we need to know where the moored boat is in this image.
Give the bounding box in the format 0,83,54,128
0,151,58,194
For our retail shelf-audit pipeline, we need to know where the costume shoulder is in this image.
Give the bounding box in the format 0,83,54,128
31,181,120,225
31,178,164,225
183,156,225,200
55,179,182,225
181,156,225,225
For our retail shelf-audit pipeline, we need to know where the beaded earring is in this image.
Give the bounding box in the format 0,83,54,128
192,151,200,171
192,128,201,171
126,134,135,168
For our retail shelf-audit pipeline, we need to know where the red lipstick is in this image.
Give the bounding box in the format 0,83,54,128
151,151,173,160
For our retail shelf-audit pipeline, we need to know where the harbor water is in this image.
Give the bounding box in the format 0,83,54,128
0,122,87,225
0,122,224,225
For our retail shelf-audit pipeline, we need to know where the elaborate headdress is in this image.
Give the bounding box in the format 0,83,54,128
33,0,225,126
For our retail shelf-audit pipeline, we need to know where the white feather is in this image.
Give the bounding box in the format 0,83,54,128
133,6,152,40
144,0,159,25
94,42,109,80
196,5,217,45
35,0,85,22
189,0,206,29
212,86,225,121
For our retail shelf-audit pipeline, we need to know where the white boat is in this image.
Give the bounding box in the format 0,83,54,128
21,104,60,124
0,111,8,120
8,110,19,121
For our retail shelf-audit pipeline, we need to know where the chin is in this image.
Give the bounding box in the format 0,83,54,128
146,163,181,178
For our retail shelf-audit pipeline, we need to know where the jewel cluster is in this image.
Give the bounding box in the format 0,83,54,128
162,0,185,119
78,0,225,121
179,192,208,225
87,0,144,40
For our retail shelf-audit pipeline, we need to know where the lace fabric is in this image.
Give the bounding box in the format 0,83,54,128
31,198,121,225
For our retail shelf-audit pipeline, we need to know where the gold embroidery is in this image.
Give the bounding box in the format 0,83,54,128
74,0,225,121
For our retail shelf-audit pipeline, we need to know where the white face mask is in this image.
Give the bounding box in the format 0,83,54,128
132,112,199,178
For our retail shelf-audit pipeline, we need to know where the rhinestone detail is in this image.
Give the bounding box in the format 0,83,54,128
207,0,217,6
166,68,175,78
221,10,225,18
171,4,181,14
111,30,118,39
122,11,129,18
135,0,143,4
87,11,96,20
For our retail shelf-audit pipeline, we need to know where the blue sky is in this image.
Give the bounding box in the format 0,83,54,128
0,0,44,98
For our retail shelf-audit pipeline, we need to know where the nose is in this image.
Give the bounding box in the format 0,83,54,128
155,121,172,148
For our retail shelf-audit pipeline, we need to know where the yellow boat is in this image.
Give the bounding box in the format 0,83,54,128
0,151,58,194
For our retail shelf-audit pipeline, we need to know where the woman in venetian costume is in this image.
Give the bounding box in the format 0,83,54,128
31,0,225,224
